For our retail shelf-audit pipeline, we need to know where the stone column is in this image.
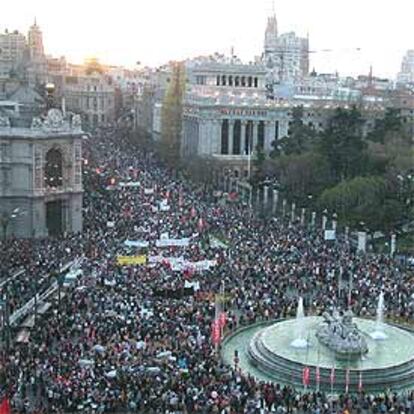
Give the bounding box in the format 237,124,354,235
322,211,328,230
228,120,234,155
311,211,316,227
300,208,305,225
272,189,279,214
291,202,296,222
390,234,396,257
263,185,269,208
241,121,247,155
282,199,287,217
198,119,206,155
264,121,273,152
332,215,338,232
252,121,259,152
345,226,349,242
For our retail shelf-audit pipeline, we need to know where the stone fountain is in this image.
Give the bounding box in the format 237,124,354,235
290,297,309,349
370,292,388,340
315,310,368,358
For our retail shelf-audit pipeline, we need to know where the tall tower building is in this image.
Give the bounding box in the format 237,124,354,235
263,6,309,89
27,19,47,86
28,19,44,60
264,13,278,53
397,50,414,85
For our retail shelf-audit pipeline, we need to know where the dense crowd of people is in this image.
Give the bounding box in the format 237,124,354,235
1,128,414,414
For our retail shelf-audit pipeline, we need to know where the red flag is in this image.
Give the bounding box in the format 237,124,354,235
358,371,363,392
315,366,320,386
198,218,204,232
211,320,221,345
330,366,335,386
302,367,310,387
0,398,10,414
219,312,226,330
345,368,350,393
190,206,197,218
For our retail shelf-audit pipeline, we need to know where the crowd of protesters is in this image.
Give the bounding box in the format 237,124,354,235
1,128,414,414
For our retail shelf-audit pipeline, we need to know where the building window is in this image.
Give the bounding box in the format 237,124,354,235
248,76,253,87
228,76,233,86
235,76,240,87
222,75,226,86
241,76,246,87
216,75,220,86
254,77,258,88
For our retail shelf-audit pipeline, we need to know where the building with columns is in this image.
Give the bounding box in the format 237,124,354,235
180,60,385,179
0,108,84,238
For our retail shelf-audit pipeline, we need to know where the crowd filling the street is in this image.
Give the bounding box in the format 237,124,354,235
1,129,414,414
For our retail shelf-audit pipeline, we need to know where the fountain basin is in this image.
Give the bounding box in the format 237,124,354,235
222,317,414,393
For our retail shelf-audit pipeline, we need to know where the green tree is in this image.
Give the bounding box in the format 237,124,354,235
265,152,331,204
160,62,186,167
278,106,316,156
366,108,403,144
318,175,405,231
318,106,367,182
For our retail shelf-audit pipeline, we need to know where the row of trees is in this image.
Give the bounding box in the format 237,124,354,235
258,105,413,233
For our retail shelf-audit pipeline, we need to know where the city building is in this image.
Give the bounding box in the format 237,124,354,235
178,59,385,179
0,29,26,78
263,10,309,90
0,108,84,238
397,50,414,86
63,70,117,130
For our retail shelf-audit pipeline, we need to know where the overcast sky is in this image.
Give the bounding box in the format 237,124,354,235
1,0,412,78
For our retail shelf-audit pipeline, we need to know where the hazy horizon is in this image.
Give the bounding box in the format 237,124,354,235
2,0,413,79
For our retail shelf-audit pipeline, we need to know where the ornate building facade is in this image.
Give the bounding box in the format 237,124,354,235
0,109,84,238
180,61,385,179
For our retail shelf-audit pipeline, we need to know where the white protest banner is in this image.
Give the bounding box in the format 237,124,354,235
119,182,140,188
124,240,149,248
324,230,336,241
159,199,170,212
155,238,190,248
209,235,229,249
191,260,217,271
160,232,169,240
107,221,115,228
184,280,200,291
144,188,154,195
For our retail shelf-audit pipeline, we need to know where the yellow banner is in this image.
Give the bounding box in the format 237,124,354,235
116,255,147,265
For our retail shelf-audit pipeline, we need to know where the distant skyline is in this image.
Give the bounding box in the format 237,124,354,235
1,0,413,79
